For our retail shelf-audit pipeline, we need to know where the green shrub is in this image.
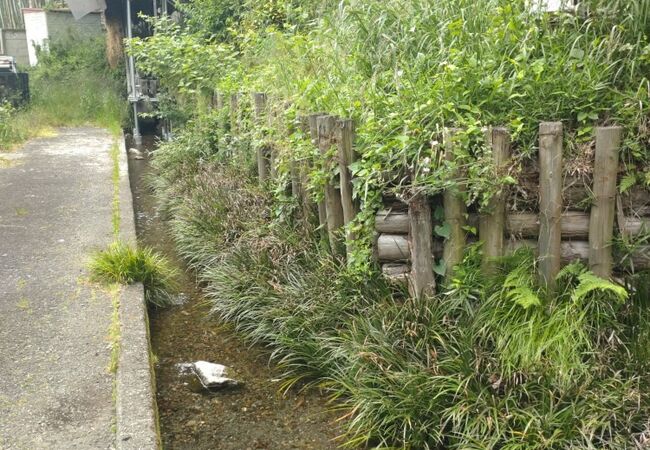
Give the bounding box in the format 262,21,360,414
89,241,179,307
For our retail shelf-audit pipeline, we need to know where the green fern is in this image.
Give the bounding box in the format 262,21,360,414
556,261,628,304
501,249,542,310
505,285,541,309
572,271,628,304
556,261,586,283
619,172,638,193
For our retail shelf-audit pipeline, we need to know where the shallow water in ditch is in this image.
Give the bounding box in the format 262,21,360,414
126,136,342,450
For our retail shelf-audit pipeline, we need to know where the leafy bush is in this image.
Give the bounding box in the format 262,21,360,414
131,0,650,192
89,241,179,307
128,0,650,275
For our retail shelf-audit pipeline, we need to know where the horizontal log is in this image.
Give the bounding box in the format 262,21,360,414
377,233,649,270
507,240,590,265
382,263,410,276
378,234,447,262
495,213,649,239
508,240,650,270
377,234,410,262
375,211,650,239
621,216,650,235
518,172,650,214
376,210,411,233
381,263,410,284
504,212,592,238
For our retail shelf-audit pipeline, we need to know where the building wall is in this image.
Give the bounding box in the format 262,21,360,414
45,10,103,45
0,29,29,67
22,9,104,67
23,9,48,66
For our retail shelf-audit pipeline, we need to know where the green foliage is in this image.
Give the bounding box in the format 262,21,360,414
129,0,650,272
149,128,648,448
127,18,237,96
138,1,650,446
0,103,29,150
89,241,179,307
0,36,126,150
29,35,127,133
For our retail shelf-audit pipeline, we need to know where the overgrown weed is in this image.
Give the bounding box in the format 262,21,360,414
0,35,126,150
150,127,650,448
89,241,179,307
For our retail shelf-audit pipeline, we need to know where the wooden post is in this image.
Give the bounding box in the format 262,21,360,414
252,93,270,184
287,116,301,200
267,98,279,179
336,118,359,255
317,115,345,256
252,92,267,118
229,93,240,134
479,127,511,272
538,122,563,290
442,128,467,278
297,116,317,224
409,192,436,298
308,113,328,238
589,126,622,279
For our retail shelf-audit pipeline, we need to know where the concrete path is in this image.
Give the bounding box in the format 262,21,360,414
0,128,118,449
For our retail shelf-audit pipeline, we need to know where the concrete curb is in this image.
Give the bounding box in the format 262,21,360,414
115,134,161,449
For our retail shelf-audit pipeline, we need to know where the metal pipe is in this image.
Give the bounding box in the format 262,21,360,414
125,0,141,143
125,0,137,99
132,102,142,144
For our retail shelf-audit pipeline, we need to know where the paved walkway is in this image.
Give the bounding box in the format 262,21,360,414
0,128,117,449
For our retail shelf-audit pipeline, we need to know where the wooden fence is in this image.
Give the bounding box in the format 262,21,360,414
216,93,650,298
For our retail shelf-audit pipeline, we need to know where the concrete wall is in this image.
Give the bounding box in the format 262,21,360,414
23,8,104,66
0,29,29,67
45,10,103,45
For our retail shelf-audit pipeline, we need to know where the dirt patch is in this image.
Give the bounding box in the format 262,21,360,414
0,156,22,168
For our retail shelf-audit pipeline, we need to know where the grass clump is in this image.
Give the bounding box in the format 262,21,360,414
89,241,179,307
205,243,645,449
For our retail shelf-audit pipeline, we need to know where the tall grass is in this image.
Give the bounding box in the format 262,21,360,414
0,35,126,150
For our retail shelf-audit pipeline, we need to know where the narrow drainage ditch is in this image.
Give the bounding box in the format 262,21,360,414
126,136,341,450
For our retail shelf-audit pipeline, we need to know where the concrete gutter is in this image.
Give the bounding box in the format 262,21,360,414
115,134,161,449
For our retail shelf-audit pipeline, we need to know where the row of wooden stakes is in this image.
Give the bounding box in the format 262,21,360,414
215,92,648,298
377,124,650,298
